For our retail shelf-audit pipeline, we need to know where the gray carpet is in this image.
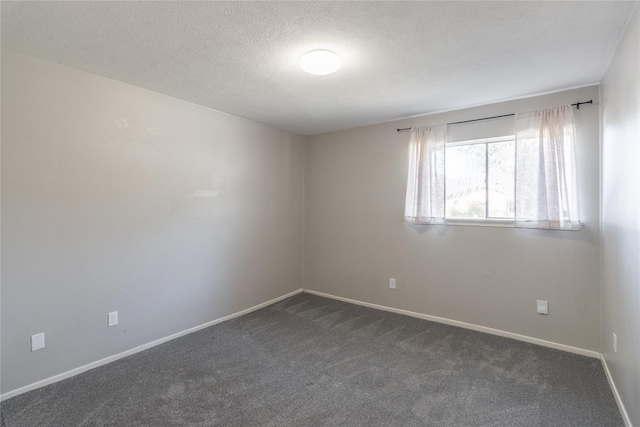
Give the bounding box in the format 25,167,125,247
1,293,623,426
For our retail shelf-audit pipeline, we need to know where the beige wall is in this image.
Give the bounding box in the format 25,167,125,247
1,49,304,394
601,3,640,425
305,85,602,351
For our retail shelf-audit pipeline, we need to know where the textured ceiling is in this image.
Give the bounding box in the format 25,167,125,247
1,1,637,135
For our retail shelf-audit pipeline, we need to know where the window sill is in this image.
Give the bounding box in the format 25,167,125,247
444,218,514,228
441,219,582,230
405,218,582,230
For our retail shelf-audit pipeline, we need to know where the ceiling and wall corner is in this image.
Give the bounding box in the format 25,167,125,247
1,1,636,136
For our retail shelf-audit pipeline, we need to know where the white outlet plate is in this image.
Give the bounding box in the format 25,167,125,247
108,311,118,327
31,332,45,352
389,278,396,289
613,333,617,353
536,300,549,315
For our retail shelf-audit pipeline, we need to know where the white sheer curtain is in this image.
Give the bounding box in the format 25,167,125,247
404,125,446,224
515,105,581,229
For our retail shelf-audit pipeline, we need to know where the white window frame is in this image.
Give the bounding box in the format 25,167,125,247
444,135,516,227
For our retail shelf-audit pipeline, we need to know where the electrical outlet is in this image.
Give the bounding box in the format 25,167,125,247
389,278,396,289
536,300,549,315
613,333,617,353
108,311,118,327
31,332,45,352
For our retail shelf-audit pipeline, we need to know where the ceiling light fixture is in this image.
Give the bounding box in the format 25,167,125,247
300,50,341,75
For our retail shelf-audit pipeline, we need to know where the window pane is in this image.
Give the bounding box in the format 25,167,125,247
487,140,515,218
445,144,486,219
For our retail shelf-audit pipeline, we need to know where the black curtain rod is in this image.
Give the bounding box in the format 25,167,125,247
396,100,593,132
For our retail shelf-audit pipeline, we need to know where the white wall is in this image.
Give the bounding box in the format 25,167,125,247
601,3,640,425
1,49,304,395
305,86,601,352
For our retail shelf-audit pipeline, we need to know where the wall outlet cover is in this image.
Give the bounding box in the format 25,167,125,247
536,300,549,315
108,311,118,327
31,332,45,352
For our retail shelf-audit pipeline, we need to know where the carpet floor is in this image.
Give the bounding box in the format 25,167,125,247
1,292,623,426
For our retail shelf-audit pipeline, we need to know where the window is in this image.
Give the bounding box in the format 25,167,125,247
404,105,581,230
445,136,515,221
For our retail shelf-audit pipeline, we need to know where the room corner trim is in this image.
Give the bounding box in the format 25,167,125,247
601,355,634,427
303,289,601,359
0,288,304,402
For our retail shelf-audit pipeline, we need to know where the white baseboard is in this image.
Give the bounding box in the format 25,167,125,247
303,289,601,359
0,288,304,402
601,355,633,427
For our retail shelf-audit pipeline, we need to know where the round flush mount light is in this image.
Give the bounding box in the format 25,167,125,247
300,50,341,75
